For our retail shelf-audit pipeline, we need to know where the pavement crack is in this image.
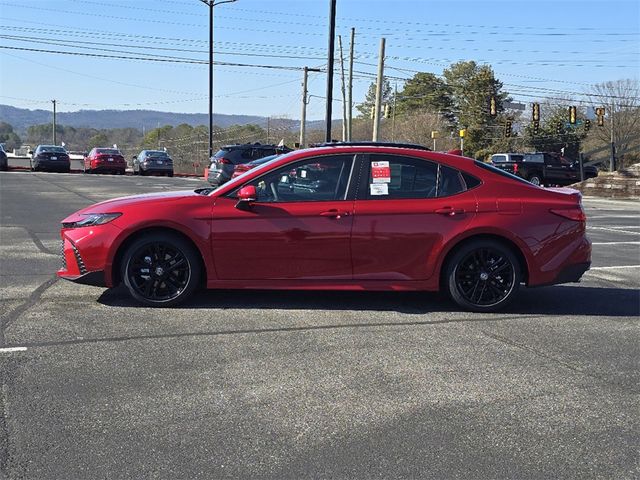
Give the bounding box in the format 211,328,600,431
0,275,59,346
3,225,58,256
480,330,630,390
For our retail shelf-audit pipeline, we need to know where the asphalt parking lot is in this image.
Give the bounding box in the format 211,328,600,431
1,171,638,479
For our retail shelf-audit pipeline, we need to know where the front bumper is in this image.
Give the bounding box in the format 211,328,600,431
57,223,121,288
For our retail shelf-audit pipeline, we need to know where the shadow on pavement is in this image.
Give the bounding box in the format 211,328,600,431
98,284,639,317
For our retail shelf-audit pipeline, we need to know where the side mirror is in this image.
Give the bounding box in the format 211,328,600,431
28,150,33,155
236,185,257,210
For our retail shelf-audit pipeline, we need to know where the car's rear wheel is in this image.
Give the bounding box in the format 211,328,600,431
445,240,520,312
122,233,201,307
527,173,542,186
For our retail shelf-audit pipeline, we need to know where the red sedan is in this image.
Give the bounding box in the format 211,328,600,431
83,147,126,175
58,143,591,312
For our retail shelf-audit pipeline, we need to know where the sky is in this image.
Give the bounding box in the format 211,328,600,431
0,0,638,121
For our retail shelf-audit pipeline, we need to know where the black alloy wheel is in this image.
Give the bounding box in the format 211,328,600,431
446,240,520,312
122,233,201,306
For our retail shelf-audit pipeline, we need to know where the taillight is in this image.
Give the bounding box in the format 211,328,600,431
218,157,232,165
513,163,518,173
550,208,586,222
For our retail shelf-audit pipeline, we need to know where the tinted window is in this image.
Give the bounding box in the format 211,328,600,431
438,165,465,197
39,146,66,153
96,148,121,155
512,155,524,162
246,155,353,203
146,151,169,158
366,154,437,199
492,155,507,163
524,153,544,163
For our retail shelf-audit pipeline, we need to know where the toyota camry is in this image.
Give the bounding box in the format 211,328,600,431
58,143,591,312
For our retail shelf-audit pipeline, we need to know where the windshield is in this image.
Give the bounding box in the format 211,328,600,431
474,160,535,186
209,152,292,194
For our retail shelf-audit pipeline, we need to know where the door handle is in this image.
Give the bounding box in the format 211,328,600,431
435,207,465,216
320,209,350,219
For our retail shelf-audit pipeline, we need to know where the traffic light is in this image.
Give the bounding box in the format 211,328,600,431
370,106,375,119
533,120,540,135
489,95,497,116
584,119,591,132
505,120,512,138
596,107,605,126
384,104,390,118
569,106,577,124
556,123,562,134
532,103,540,122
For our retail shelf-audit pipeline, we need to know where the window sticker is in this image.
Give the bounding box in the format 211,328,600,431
371,161,391,183
300,169,308,178
370,183,389,195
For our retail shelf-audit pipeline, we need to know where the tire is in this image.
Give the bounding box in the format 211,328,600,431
445,239,520,312
122,232,201,307
527,173,542,186
168,172,174,178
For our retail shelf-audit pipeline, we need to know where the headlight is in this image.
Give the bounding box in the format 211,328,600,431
63,213,122,228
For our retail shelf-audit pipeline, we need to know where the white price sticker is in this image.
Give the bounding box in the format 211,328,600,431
370,183,389,196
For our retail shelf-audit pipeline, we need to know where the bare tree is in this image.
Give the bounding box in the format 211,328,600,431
587,79,640,169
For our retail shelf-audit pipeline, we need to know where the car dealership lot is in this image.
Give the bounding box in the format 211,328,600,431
1,171,638,479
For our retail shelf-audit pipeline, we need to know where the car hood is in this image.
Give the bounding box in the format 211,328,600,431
61,190,200,223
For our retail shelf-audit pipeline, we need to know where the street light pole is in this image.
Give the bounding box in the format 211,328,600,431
324,0,337,142
199,0,237,160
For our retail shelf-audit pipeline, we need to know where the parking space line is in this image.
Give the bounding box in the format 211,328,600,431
592,241,640,245
589,265,640,270
587,226,640,235
0,347,27,353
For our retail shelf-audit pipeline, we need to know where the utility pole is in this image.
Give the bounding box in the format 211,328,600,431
199,0,237,160
51,99,57,145
324,0,337,142
610,98,616,171
391,82,397,142
372,37,386,141
300,67,322,149
347,27,355,141
338,35,347,141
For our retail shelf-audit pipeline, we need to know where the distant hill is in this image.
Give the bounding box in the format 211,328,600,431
0,105,310,133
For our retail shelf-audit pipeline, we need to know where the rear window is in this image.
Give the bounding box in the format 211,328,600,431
40,146,66,153
146,151,169,158
96,149,121,155
213,149,230,158
492,155,507,163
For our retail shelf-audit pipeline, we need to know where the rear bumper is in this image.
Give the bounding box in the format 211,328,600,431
35,160,70,171
536,261,591,287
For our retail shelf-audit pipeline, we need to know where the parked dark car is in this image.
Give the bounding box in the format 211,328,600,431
491,152,598,186
0,144,7,171
208,143,292,186
84,148,126,175
231,154,280,179
30,145,71,173
58,142,591,312
132,150,174,177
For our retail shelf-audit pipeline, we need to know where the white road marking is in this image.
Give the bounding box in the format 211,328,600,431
587,226,640,235
589,265,640,270
0,347,27,353
592,241,640,245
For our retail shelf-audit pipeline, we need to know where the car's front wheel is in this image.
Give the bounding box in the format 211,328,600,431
445,239,520,312
122,233,201,307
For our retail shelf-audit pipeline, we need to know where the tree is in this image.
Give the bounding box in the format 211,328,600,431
87,133,109,150
395,73,455,128
355,78,393,118
443,61,510,157
0,122,22,151
524,102,588,159
587,79,640,169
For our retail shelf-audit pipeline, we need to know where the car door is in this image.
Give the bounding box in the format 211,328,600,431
351,154,478,281
211,154,356,280
544,153,578,185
